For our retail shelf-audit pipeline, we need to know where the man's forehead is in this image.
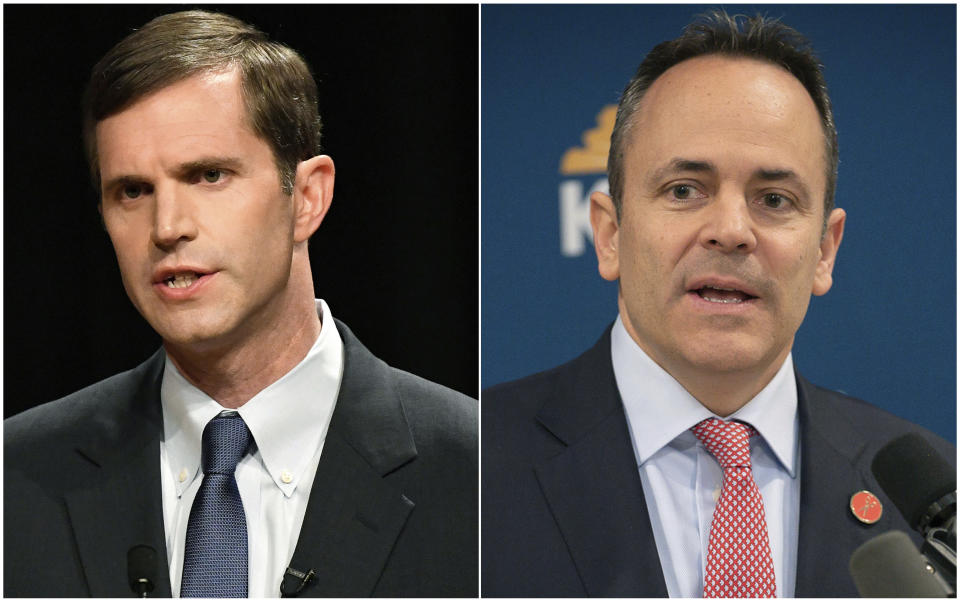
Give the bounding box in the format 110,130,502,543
638,55,818,127
623,54,827,186
94,68,263,179
107,68,244,121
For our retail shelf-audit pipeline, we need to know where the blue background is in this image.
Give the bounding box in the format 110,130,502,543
481,5,956,443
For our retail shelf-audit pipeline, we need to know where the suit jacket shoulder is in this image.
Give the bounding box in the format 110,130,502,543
391,361,479,458
798,374,954,461
5,350,165,472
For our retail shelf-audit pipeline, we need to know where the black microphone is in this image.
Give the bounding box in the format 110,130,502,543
127,545,158,598
280,566,315,597
871,433,956,592
850,530,949,597
872,433,956,536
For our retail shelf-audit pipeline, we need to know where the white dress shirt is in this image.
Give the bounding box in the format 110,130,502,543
159,299,344,598
611,315,801,598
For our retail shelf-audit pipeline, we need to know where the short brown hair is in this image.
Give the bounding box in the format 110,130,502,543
607,10,838,223
82,10,321,195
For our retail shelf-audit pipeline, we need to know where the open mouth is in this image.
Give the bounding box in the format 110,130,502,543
693,285,758,304
163,272,202,289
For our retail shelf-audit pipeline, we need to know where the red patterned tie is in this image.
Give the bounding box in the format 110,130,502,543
691,418,776,598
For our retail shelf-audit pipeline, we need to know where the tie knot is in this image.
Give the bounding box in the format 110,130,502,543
691,418,756,470
201,414,252,475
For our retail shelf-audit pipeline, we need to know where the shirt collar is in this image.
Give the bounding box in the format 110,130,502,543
161,299,344,497
611,315,798,477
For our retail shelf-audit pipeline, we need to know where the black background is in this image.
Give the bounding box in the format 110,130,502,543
4,5,478,417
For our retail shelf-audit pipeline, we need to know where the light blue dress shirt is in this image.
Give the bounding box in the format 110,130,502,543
610,316,801,598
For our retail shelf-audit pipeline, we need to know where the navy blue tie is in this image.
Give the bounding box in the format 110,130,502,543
181,413,252,598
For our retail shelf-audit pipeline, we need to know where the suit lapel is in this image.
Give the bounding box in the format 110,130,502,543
284,320,416,597
64,351,172,597
533,330,668,597
794,374,894,597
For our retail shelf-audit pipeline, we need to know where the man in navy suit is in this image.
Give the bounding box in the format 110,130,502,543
5,10,476,597
482,11,954,597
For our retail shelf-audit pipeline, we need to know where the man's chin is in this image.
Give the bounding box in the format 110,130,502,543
675,333,779,376
152,320,236,354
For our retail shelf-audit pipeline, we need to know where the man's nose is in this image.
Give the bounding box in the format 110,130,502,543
151,185,198,249
698,192,757,253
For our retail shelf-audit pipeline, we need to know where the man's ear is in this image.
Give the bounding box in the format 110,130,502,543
590,191,620,282
812,207,846,296
292,155,335,243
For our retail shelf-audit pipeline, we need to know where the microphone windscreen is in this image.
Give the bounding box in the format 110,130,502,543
871,433,956,530
127,544,158,593
849,530,946,597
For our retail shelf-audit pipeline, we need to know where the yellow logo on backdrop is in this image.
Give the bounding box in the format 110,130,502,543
558,105,615,256
559,105,616,175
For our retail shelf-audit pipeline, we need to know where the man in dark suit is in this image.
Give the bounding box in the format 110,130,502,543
482,11,954,597
5,10,476,597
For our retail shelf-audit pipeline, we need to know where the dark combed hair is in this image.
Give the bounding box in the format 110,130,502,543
82,10,322,195
607,10,838,222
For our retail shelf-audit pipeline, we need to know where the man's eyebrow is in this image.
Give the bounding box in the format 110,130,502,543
753,168,811,198
100,174,146,196
172,156,244,177
647,158,717,184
